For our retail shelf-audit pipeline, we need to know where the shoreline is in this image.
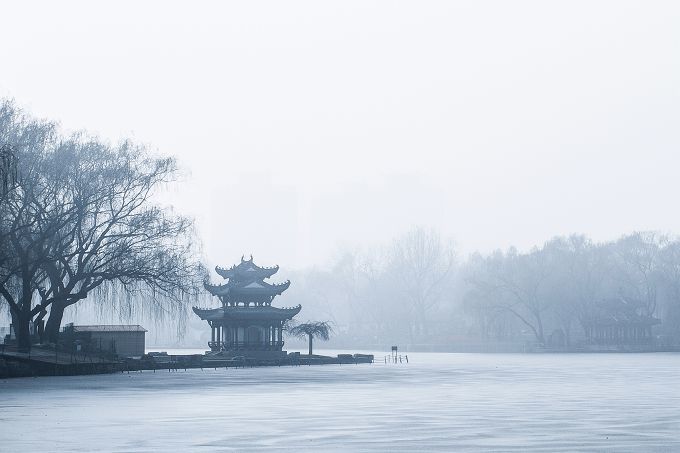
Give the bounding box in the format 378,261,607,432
0,348,375,379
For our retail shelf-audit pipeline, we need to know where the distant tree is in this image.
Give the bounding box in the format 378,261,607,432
468,246,554,345
462,252,518,340
658,238,680,338
295,229,680,350
554,235,614,344
288,321,333,356
331,249,401,344
540,236,600,345
386,227,455,340
612,232,663,317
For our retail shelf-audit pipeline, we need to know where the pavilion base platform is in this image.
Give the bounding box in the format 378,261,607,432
204,349,289,360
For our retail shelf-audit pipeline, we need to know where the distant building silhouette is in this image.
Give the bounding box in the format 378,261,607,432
583,297,660,346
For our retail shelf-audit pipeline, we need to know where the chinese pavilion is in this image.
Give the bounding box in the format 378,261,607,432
193,256,301,358
583,297,660,346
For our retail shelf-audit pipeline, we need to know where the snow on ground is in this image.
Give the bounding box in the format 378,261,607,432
1,352,679,452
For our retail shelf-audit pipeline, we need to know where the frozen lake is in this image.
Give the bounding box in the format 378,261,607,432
1,352,679,452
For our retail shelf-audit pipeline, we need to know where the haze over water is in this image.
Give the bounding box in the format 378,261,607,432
2,352,679,451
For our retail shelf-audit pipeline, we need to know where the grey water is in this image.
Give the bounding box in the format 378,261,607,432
1,352,679,452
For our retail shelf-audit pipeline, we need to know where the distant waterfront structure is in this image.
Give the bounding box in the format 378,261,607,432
194,256,301,358
583,298,660,346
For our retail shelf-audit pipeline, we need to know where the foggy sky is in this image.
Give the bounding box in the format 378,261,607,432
1,1,679,270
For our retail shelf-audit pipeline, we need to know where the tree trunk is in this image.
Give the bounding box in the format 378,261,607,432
308,333,313,356
34,310,47,344
562,319,572,346
45,302,66,344
537,322,545,344
534,311,545,345
413,305,425,339
11,308,32,352
10,275,35,352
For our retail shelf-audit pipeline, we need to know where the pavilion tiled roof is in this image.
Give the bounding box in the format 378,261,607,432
204,256,290,302
583,297,660,327
192,305,301,322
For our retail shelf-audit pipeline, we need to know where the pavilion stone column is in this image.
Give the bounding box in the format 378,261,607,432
211,324,215,343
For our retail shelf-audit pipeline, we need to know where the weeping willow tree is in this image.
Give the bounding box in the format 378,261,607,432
36,138,207,343
0,99,206,348
288,321,333,356
0,100,62,351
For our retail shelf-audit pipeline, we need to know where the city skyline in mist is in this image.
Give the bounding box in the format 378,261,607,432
2,1,679,269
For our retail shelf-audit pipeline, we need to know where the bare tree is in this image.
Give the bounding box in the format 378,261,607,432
0,100,205,349
0,144,18,196
469,247,554,345
463,252,519,341
613,232,663,317
658,238,680,338
539,236,599,345
296,230,680,350
38,138,206,342
331,248,404,343
0,178,68,350
386,227,455,341
0,101,62,350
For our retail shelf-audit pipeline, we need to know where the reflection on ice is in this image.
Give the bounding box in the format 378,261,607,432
1,352,679,451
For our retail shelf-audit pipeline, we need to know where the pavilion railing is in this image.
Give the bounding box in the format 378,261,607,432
208,341,285,351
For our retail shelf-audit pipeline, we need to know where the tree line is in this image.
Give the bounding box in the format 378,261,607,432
0,100,205,351
288,228,680,350
4,98,680,352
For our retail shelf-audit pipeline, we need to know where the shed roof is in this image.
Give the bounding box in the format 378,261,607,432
72,325,148,333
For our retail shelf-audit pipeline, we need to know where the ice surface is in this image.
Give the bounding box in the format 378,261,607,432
1,352,679,452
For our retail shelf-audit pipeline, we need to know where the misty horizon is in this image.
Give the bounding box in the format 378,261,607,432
2,1,679,270
2,2,680,451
